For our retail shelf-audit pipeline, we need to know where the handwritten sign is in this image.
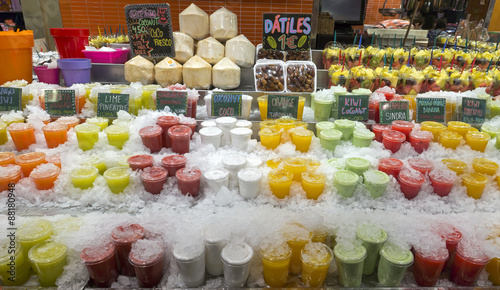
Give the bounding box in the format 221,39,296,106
97,93,129,118
156,90,187,114
44,90,76,116
461,97,486,124
416,97,446,123
267,95,299,119
211,93,242,117
263,13,312,51
0,87,22,112
379,101,410,125
338,95,369,121
125,4,174,58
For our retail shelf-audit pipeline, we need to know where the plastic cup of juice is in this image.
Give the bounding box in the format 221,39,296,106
486,257,500,286
0,239,32,286
481,124,500,138
345,157,371,176
260,120,277,130
315,121,335,137
0,152,15,166
230,127,253,151
30,163,60,190
111,224,145,276
363,170,390,198
260,241,292,287
176,167,202,197
301,171,326,200
398,169,425,199
141,84,161,110
104,125,129,150
268,169,293,199
222,155,247,184
462,172,489,199
442,158,467,175
203,168,229,194
199,126,223,149
139,125,163,153
28,240,67,287
8,123,36,151
141,166,168,195
352,129,375,147
179,118,197,139
221,242,254,287
283,157,308,181
85,117,109,130
413,248,449,287
437,226,463,270
15,152,46,177
409,130,433,153
284,223,312,275
314,97,334,121
45,154,60,170
259,127,282,150
450,242,490,286
70,166,99,189
420,121,446,141
377,244,414,287
267,158,282,169
161,155,187,176
356,225,388,275
257,95,269,120
408,158,434,174
81,243,119,287
472,158,499,175
371,124,392,142
391,120,414,140
173,243,206,287
129,241,164,288
378,158,403,177
238,168,262,199
465,131,491,152
300,242,333,287
0,121,8,145
18,219,53,258
382,130,406,153
42,122,68,149
334,119,356,140
74,123,100,151
448,121,471,137
333,170,359,198
157,115,179,148
216,116,238,146
0,165,22,191
203,225,228,277
236,120,252,129
334,243,367,287
439,130,463,149
429,169,456,197
82,155,106,175
103,166,131,193
319,129,342,152
56,116,80,129
168,125,192,155
290,128,314,153
127,155,154,171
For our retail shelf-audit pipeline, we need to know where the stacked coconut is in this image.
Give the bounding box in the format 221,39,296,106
124,3,255,90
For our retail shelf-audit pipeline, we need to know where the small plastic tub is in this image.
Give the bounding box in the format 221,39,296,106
363,170,390,198
398,169,425,199
259,128,281,150
80,243,119,287
139,125,163,153
301,171,327,200
141,166,168,195
409,130,433,153
156,115,179,148
334,119,355,140
50,28,89,58
382,130,406,153
42,122,68,149
408,158,434,174
268,169,293,199
103,167,130,194
85,117,109,130
104,125,129,150
179,118,197,139
465,131,491,152
8,123,36,151
447,121,472,137
290,128,314,153
372,124,392,142
450,242,490,286
70,166,99,190
391,120,414,140
378,158,404,177
168,125,192,155
333,170,360,198
82,49,130,64
34,66,60,85
472,158,499,176
15,152,46,177
161,155,187,176
413,248,449,287
352,129,375,147
345,157,371,176
230,127,253,151
420,121,446,141
127,155,154,171
204,168,229,194
110,224,145,276
0,152,16,166
442,158,467,175
199,126,223,149
0,165,22,191
237,168,262,199
74,123,100,151
176,167,202,197
429,169,456,197
129,241,164,288
439,130,463,149
30,163,60,190
462,172,489,199
58,58,91,86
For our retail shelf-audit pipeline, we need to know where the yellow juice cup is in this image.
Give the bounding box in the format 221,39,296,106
301,242,333,287
85,117,109,130
266,158,282,169
260,120,277,130
257,96,268,121
447,121,471,137
260,242,292,287
296,96,306,121
462,172,489,199
290,128,314,152
283,157,308,181
109,84,128,94
442,159,467,175
284,223,312,275
404,95,417,121
268,169,293,199
420,121,447,142
439,130,463,149
259,128,282,149
103,166,130,193
28,240,67,287
472,158,499,176
0,121,8,145
0,240,31,286
142,84,161,110
75,123,100,151
2,113,25,125
82,155,106,175
70,166,99,189
276,117,296,142
301,171,327,200
311,228,328,244
18,219,53,257
104,125,129,149
465,131,491,152
487,257,500,285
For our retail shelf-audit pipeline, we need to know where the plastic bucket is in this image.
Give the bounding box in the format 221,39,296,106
82,49,130,64
58,59,92,86
34,66,60,84
0,30,34,85
50,28,90,59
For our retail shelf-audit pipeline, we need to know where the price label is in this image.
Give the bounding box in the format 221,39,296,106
211,92,242,117
44,89,76,116
461,97,486,124
267,95,299,119
0,87,22,112
263,13,312,51
156,90,187,114
416,97,446,123
379,101,410,125
97,93,129,118
338,95,369,121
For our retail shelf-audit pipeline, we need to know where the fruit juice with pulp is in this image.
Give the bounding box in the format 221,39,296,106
8,123,36,151
30,163,60,190
420,121,446,141
334,243,367,287
176,167,202,197
28,241,67,287
86,117,109,130
0,240,31,286
283,157,308,181
259,128,281,149
301,171,326,200
70,166,99,189
111,224,145,276
261,242,292,287
104,125,129,149
18,219,53,257
290,128,314,152
15,152,46,176
413,248,448,287
268,169,293,198
301,242,333,287
75,123,100,151
103,167,130,193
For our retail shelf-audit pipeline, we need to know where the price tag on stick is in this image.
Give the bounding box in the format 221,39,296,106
44,89,76,117
338,95,369,121
211,92,242,117
379,101,410,125
156,90,188,114
416,97,446,123
461,97,486,124
0,87,22,112
97,93,129,118
267,95,299,119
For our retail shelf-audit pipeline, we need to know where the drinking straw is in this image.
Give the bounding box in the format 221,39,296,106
384,54,387,66
430,48,433,65
451,54,455,67
486,57,493,72
98,26,101,37
338,49,342,65
455,38,457,50
408,51,411,65
334,31,337,43
358,50,362,66
353,34,357,46
400,38,403,48
413,36,416,47
389,54,394,70
393,34,396,48
460,64,466,74
370,34,374,46
465,37,468,52
378,37,382,49
342,54,346,71
358,34,363,49
438,56,443,71
110,26,113,35
470,56,476,72
496,39,499,51
104,27,107,36
35,49,40,58
442,39,448,52
367,54,372,66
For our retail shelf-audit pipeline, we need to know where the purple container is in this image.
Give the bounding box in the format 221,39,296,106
57,58,91,86
34,66,60,84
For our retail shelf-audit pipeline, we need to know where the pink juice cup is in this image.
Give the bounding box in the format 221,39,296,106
140,166,168,195
161,155,187,177
110,224,145,276
408,158,434,175
179,118,197,139
413,248,449,287
378,158,404,177
168,125,192,155
382,130,406,153
129,244,164,288
372,124,392,142
429,170,456,197
156,116,179,148
176,167,202,197
139,125,163,153
127,155,154,171
450,242,490,286
398,169,425,199
409,130,433,153
80,243,119,287
391,120,414,140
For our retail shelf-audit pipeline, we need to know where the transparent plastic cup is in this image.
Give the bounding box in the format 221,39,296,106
334,243,367,287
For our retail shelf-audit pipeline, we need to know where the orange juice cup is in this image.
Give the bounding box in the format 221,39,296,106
465,131,491,152
420,121,447,142
462,172,489,199
30,163,60,190
472,158,499,176
284,223,312,275
266,158,282,169
42,122,68,149
439,130,463,149
260,241,292,287
442,159,467,175
0,152,16,166
0,165,22,191
260,120,277,130
301,242,334,287
8,123,36,151
447,121,471,137
45,155,61,168
268,169,293,199
283,157,308,181
290,128,314,153
301,171,327,200
15,152,46,177
0,121,8,145
56,116,80,130
259,128,282,149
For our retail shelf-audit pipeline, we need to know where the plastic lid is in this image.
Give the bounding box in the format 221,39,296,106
70,166,99,179
259,127,281,136
0,239,20,263
0,152,15,163
333,244,367,263
157,115,180,126
161,155,187,167
320,129,343,140
0,30,34,49
230,127,253,136
260,120,276,128
29,240,67,264
18,219,52,242
466,131,491,141
111,224,145,243
103,166,130,180
372,124,392,131
199,126,222,137
291,128,314,137
222,155,247,167
440,130,463,140
356,225,388,243
129,240,164,265
284,157,307,168
472,158,499,173
201,120,217,128
414,247,449,261
268,169,293,183
448,121,471,129
104,125,129,135
334,119,355,128
353,128,375,139
176,167,202,180
363,170,390,185
382,130,406,142
380,244,413,265
276,116,296,125
173,243,205,261
215,116,238,125
141,166,168,181
204,168,229,181
167,125,192,137
7,122,33,132
74,123,100,133
139,125,162,137
429,169,456,183
442,158,467,172
42,122,68,132
462,172,489,185
30,163,60,179
128,155,154,167
56,116,80,126
15,152,46,164
408,158,434,173
80,243,115,264
260,241,292,261
334,170,359,185
86,117,108,124
238,167,263,182
398,169,425,186
236,120,252,128
179,118,197,126
221,243,254,265
421,121,446,129
346,157,371,169
301,171,326,184
410,130,433,141
455,240,489,263
392,120,414,129
316,121,335,131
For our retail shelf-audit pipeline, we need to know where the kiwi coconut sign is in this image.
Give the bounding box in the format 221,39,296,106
263,13,312,51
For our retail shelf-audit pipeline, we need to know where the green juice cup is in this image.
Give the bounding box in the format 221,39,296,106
28,240,67,287
377,244,413,287
363,170,390,198
352,129,375,147
75,123,100,151
481,124,500,138
496,137,500,150
315,121,335,137
104,125,129,149
18,219,53,258
334,243,367,287
356,225,388,275
328,158,346,170
345,157,371,176
333,170,359,198
314,97,335,121
334,119,355,141
320,129,343,151
0,240,31,286
331,89,347,119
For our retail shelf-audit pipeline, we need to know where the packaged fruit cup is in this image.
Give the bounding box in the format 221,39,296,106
275,117,296,142
377,243,414,287
437,225,463,270
363,170,390,198
413,247,449,287
334,119,355,141
103,166,130,194
70,166,99,189
111,224,145,276
398,169,425,199
220,242,254,287
421,121,447,141
409,130,433,153
345,157,371,176
300,242,333,287
465,131,491,152
372,124,392,142
237,168,262,199
356,225,388,275
8,123,36,151
85,117,109,130
42,122,68,149
104,125,129,150
55,116,80,129
260,241,292,287
80,243,119,287
429,169,456,197
301,171,327,200
18,219,53,257
161,154,187,176
439,130,463,149
283,157,308,181
129,241,164,288
30,163,60,190
319,129,342,151
442,158,467,175
334,243,367,287
408,158,434,174
391,120,414,140
333,170,359,198
168,125,192,155
0,165,22,191
382,130,406,153
259,128,282,149
28,240,67,287
176,167,202,197
173,242,206,287
472,158,499,175
313,94,334,121
82,155,106,175
290,128,314,153
15,152,46,177
462,172,489,199
127,155,154,171
139,125,163,153
378,158,403,177
447,121,472,137
74,123,100,151
157,115,179,148
352,129,375,147
450,241,490,286
141,166,168,195
0,240,31,286
268,169,293,199
322,41,344,69
0,152,15,166
230,127,253,151
328,64,351,90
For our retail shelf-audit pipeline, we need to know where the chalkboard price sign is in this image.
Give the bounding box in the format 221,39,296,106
125,4,175,58
263,13,312,51
461,97,486,124
379,101,410,125
211,93,242,117
97,93,130,118
267,95,299,119
338,95,369,121
156,90,188,114
416,97,446,123
0,87,22,112
44,89,76,116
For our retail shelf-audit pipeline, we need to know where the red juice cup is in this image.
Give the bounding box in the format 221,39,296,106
15,152,46,177
127,155,154,171
30,163,60,190
42,122,68,149
8,123,36,151
382,130,406,153
429,170,456,197
139,125,163,153
110,224,145,276
168,125,192,155
378,158,404,177
369,100,381,123
398,169,425,199
409,130,433,153
0,152,16,166
450,242,490,286
80,243,119,287
176,167,202,197
129,243,164,287
408,158,434,174
161,155,187,177
0,165,22,191
391,120,414,140
140,166,168,195
372,124,392,142
437,226,462,270
187,96,198,119
413,248,449,287
156,116,179,148
179,118,197,139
